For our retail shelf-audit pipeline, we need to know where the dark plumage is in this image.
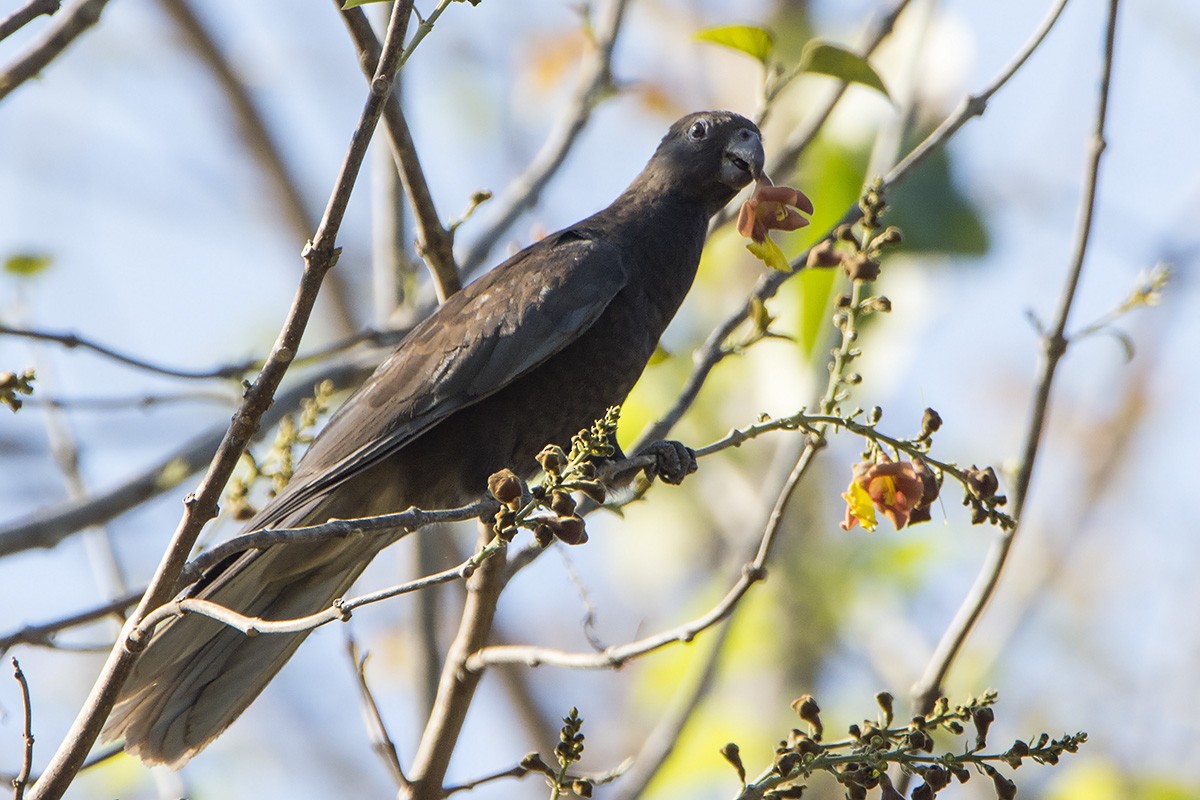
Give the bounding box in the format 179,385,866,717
103,110,765,766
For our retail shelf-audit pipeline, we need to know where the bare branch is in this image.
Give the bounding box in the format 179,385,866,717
0,592,140,655
340,5,461,301
458,0,630,276
0,0,107,101
406,524,509,800
10,658,34,800
0,360,374,558
26,4,417,796
442,764,529,797
464,444,820,673
347,639,409,792
0,0,60,43
910,0,1122,713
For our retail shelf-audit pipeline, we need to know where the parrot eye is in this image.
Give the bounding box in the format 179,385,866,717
688,120,709,140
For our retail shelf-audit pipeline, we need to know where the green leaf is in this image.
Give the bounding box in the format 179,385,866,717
695,25,774,66
4,253,52,277
341,0,390,8
798,40,890,100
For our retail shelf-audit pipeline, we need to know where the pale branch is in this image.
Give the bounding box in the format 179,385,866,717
340,4,460,300
610,617,734,800
633,0,1075,455
0,0,107,101
10,658,34,800
347,638,409,792
406,525,509,800
441,764,529,797
0,0,60,43
176,499,493,586
0,591,141,655
458,0,630,276
909,0,1122,714
0,360,374,558
25,4,417,797
153,0,357,335
463,443,821,674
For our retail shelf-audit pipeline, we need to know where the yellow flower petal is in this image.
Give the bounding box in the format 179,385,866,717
746,236,791,272
842,479,877,532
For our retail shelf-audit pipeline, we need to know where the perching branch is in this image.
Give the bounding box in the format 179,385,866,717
0,0,107,101
0,0,60,43
25,4,416,797
458,0,630,276
909,0,1122,714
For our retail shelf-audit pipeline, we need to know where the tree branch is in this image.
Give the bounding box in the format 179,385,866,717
464,443,819,673
405,524,509,800
10,658,34,800
0,0,108,101
0,360,374,558
457,0,629,276
339,4,461,301
909,0,1122,713
25,4,416,796
347,638,409,792
0,0,60,43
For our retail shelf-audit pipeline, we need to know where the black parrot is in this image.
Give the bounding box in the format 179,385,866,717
103,110,766,766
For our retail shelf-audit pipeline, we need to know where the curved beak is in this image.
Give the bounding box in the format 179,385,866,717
721,127,765,189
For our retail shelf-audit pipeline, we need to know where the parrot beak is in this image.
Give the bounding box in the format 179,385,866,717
721,127,765,189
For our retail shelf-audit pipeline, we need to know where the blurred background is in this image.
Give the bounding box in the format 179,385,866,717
1,0,1198,797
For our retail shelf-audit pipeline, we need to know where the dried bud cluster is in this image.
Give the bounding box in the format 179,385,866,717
0,368,35,412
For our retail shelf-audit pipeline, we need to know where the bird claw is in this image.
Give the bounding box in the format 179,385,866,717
639,440,698,485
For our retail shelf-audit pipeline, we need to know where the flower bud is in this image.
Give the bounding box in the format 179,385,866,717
554,515,588,545
536,445,568,476
487,469,523,508
550,490,576,517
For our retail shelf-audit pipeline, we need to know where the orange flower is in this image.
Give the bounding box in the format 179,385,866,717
737,175,814,272
737,177,814,243
840,458,926,532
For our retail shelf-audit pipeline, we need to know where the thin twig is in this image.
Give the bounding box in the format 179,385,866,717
0,0,106,100
458,0,629,276
347,639,409,791
610,618,735,800
25,5,416,798
340,4,460,300
0,360,374,558
0,591,141,655
10,658,34,800
909,0,1122,713
177,499,493,586
0,322,398,382
632,0,1074,455
154,0,357,335
442,764,529,797
0,0,60,43
464,444,820,673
